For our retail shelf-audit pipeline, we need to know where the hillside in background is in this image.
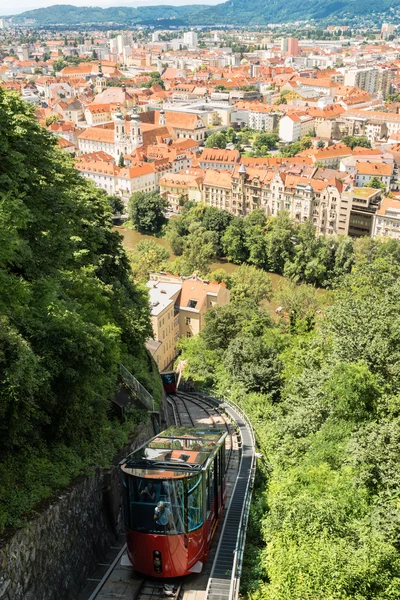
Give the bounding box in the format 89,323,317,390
8,0,400,26
10,3,206,26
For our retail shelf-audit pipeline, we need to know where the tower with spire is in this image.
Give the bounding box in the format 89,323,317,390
112,103,143,161
130,105,143,148
95,61,106,94
113,103,129,160
159,107,166,126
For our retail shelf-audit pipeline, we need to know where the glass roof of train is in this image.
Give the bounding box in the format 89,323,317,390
121,427,225,477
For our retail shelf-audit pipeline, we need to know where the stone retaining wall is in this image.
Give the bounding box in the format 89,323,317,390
0,419,154,600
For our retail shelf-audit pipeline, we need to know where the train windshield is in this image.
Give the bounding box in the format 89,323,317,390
188,474,203,532
124,477,185,534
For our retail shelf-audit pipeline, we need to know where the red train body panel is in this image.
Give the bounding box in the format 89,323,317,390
120,427,226,578
126,525,206,578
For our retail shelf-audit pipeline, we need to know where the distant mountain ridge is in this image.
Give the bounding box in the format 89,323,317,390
8,0,399,26
10,4,206,26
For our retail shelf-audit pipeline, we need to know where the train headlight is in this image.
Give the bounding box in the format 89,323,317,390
153,550,162,574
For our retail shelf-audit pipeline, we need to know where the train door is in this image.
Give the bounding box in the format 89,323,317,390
205,452,221,543
214,454,219,517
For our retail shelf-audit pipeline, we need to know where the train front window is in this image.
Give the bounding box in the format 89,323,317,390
126,477,184,534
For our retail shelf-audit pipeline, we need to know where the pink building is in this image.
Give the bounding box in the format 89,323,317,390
288,38,299,57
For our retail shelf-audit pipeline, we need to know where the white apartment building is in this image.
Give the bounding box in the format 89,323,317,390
355,161,393,192
279,114,301,143
343,67,393,98
183,31,198,49
373,196,400,239
249,110,281,132
279,114,314,143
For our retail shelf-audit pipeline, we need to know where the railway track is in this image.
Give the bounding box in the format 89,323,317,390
79,391,255,600
134,580,183,600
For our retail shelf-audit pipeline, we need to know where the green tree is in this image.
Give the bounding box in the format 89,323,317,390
107,194,125,215
279,141,301,158
128,191,168,234
128,240,169,281
366,176,386,190
222,217,249,263
205,132,227,149
264,211,296,274
201,206,232,256
299,135,313,150
201,301,254,351
275,279,321,331
243,210,268,269
45,113,59,126
224,333,282,397
176,221,218,275
118,153,125,168
52,58,66,74
225,127,237,144
342,135,371,150
253,133,279,152
0,88,155,529
165,216,187,256
284,220,331,285
230,264,273,304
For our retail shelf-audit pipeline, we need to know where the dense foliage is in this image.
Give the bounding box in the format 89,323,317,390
205,132,228,149
128,191,169,235
342,135,372,150
179,246,400,599
0,89,156,532
163,204,355,287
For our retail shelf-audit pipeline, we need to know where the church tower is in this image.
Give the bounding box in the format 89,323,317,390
95,61,106,94
113,103,129,160
130,105,143,149
159,107,166,126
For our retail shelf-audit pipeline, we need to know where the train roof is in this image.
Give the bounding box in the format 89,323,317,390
120,426,226,479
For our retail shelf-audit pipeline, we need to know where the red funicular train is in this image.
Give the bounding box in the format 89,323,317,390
120,426,227,578
160,371,177,394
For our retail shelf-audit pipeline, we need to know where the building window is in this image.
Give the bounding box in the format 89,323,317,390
185,317,191,325
186,332,192,338
187,299,197,309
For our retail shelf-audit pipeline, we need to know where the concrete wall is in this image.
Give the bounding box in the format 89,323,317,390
0,419,154,600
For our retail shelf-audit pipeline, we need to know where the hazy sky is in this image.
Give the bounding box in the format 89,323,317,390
2,0,221,16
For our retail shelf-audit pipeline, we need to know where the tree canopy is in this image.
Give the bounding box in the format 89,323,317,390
205,131,227,149
128,191,169,235
164,206,357,288
0,89,156,532
179,249,400,600
342,135,372,150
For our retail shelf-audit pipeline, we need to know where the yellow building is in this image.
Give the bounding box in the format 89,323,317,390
146,274,230,371
146,279,181,372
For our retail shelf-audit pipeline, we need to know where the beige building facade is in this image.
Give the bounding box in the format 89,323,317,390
202,164,352,236
146,274,230,371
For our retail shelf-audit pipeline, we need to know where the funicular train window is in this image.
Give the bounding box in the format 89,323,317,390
127,476,185,534
207,462,215,516
220,445,225,483
187,474,203,532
